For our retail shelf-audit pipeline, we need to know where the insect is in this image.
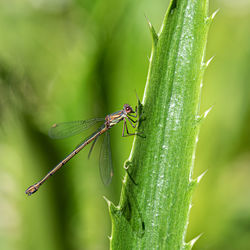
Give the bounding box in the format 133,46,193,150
25,104,139,196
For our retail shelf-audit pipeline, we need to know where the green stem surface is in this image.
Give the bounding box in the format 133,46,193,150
109,0,213,249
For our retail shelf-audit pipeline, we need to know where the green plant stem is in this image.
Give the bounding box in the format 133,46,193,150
108,0,214,249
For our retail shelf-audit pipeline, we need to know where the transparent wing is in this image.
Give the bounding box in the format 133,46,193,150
74,125,104,150
99,130,113,185
48,118,105,139
88,136,99,159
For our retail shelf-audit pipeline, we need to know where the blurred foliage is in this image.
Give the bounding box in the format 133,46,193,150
0,0,249,250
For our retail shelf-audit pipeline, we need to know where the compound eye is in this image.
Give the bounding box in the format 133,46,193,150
126,106,131,112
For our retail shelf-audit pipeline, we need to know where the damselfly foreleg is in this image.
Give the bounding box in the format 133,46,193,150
122,119,138,137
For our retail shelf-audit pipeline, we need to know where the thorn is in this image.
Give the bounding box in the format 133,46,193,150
196,106,213,125
144,14,158,48
189,233,203,247
189,170,207,188
104,196,120,217
206,9,219,26
144,14,152,28
203,106,213,119
206,56,215,67
103,196,111,207
211,9,220,20
197,170,208,183
134,90,141,106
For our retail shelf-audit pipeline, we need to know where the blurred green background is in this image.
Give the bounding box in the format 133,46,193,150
0,0,249,249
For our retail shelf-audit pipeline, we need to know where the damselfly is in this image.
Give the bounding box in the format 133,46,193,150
25,104,139,196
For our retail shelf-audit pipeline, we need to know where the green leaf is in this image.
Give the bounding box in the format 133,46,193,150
109,0,214,249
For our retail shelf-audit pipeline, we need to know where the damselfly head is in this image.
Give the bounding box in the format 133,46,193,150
123,104,134,114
